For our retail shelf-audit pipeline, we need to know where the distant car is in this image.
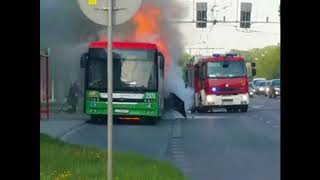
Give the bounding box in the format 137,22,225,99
252,78,266,87
254,80,269,95
264,80,272,96
267,79,280,98
249,82,254,97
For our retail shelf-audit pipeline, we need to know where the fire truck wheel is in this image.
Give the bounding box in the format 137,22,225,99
197,107,203,113
240,105,248,112
226,107,235,113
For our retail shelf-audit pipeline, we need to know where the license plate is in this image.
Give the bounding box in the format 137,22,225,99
115,109,129,113
222,99,233,105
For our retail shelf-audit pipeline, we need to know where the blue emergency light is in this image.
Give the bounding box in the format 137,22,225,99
212,87,217,92
226,53,238,56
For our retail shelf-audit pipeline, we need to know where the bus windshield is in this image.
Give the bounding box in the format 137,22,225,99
87,49,157,92
207,61,247,78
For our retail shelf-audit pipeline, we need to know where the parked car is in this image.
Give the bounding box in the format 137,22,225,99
254,80,269,95
267,79,280,98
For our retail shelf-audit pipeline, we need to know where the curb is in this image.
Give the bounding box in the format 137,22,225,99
57,120,88,140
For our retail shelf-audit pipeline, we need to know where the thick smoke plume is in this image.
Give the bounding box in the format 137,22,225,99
40,0,194,110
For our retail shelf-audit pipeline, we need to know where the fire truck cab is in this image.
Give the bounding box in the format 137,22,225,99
185,53,256,113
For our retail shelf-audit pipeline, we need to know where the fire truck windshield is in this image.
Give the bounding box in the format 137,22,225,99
207,61,247,78
87,49,158,92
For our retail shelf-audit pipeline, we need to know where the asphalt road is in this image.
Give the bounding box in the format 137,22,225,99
63,95,280,180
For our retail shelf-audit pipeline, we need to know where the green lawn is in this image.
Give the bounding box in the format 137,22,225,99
40,134,187,180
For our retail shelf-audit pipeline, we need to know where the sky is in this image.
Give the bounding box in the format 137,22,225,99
174,0,280,53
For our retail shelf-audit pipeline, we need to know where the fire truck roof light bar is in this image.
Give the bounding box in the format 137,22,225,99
212,53,238,57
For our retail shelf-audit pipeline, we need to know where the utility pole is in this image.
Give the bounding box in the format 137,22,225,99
107,0,113,179
193,0,195,22
236,0,239,21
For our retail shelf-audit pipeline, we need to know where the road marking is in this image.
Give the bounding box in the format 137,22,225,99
170,147,184,151
60,123,89,141
251,105,264,109
273,125,280,128
172,119,182,137
259,117,263,121
166,118,193,175
266,121,271,124
173,154,185,159
171,151,185,155
190,116,230,119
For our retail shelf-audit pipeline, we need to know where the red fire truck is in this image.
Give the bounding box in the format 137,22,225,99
185,53,256,113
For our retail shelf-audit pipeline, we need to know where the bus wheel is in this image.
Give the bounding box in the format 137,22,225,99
146,119,156,125
142,117,157,125
90,115,98,121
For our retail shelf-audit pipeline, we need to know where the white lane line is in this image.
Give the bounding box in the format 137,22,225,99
170,147,184,151
171,151,185,155
251,105,264,109
266,121,271,124
172,154,185,159
259,117,263,121
61,123,89,141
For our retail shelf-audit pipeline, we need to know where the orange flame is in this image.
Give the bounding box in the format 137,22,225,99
131,4,171,71
96,4,172,71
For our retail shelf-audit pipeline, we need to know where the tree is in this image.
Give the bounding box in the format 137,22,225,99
233,46,280,79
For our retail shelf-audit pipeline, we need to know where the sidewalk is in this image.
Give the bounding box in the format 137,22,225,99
40,112,90,138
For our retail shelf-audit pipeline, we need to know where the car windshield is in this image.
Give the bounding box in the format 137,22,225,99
253,79,266,86
207,61,247,78
272,80,280,86
258,81,267,86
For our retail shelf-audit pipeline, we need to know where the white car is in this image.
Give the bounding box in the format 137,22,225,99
252,78,266,87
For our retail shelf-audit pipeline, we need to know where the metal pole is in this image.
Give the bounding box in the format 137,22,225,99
107,0,113,179
40,56,42,117
193,0,195,22
46,56,49,119
52,79,54,102
236,0,239,21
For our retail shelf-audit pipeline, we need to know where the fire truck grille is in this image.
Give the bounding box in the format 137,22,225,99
219,87,239,92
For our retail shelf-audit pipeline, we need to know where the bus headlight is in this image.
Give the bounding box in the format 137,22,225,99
266,87,270,92
206,95,214,102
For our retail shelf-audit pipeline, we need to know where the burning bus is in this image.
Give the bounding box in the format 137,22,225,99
80,41,165,124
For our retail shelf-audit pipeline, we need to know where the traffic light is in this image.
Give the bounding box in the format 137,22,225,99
240,2,252,28
196,2,207,28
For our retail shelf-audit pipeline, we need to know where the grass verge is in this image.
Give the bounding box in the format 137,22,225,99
40,133,187,180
